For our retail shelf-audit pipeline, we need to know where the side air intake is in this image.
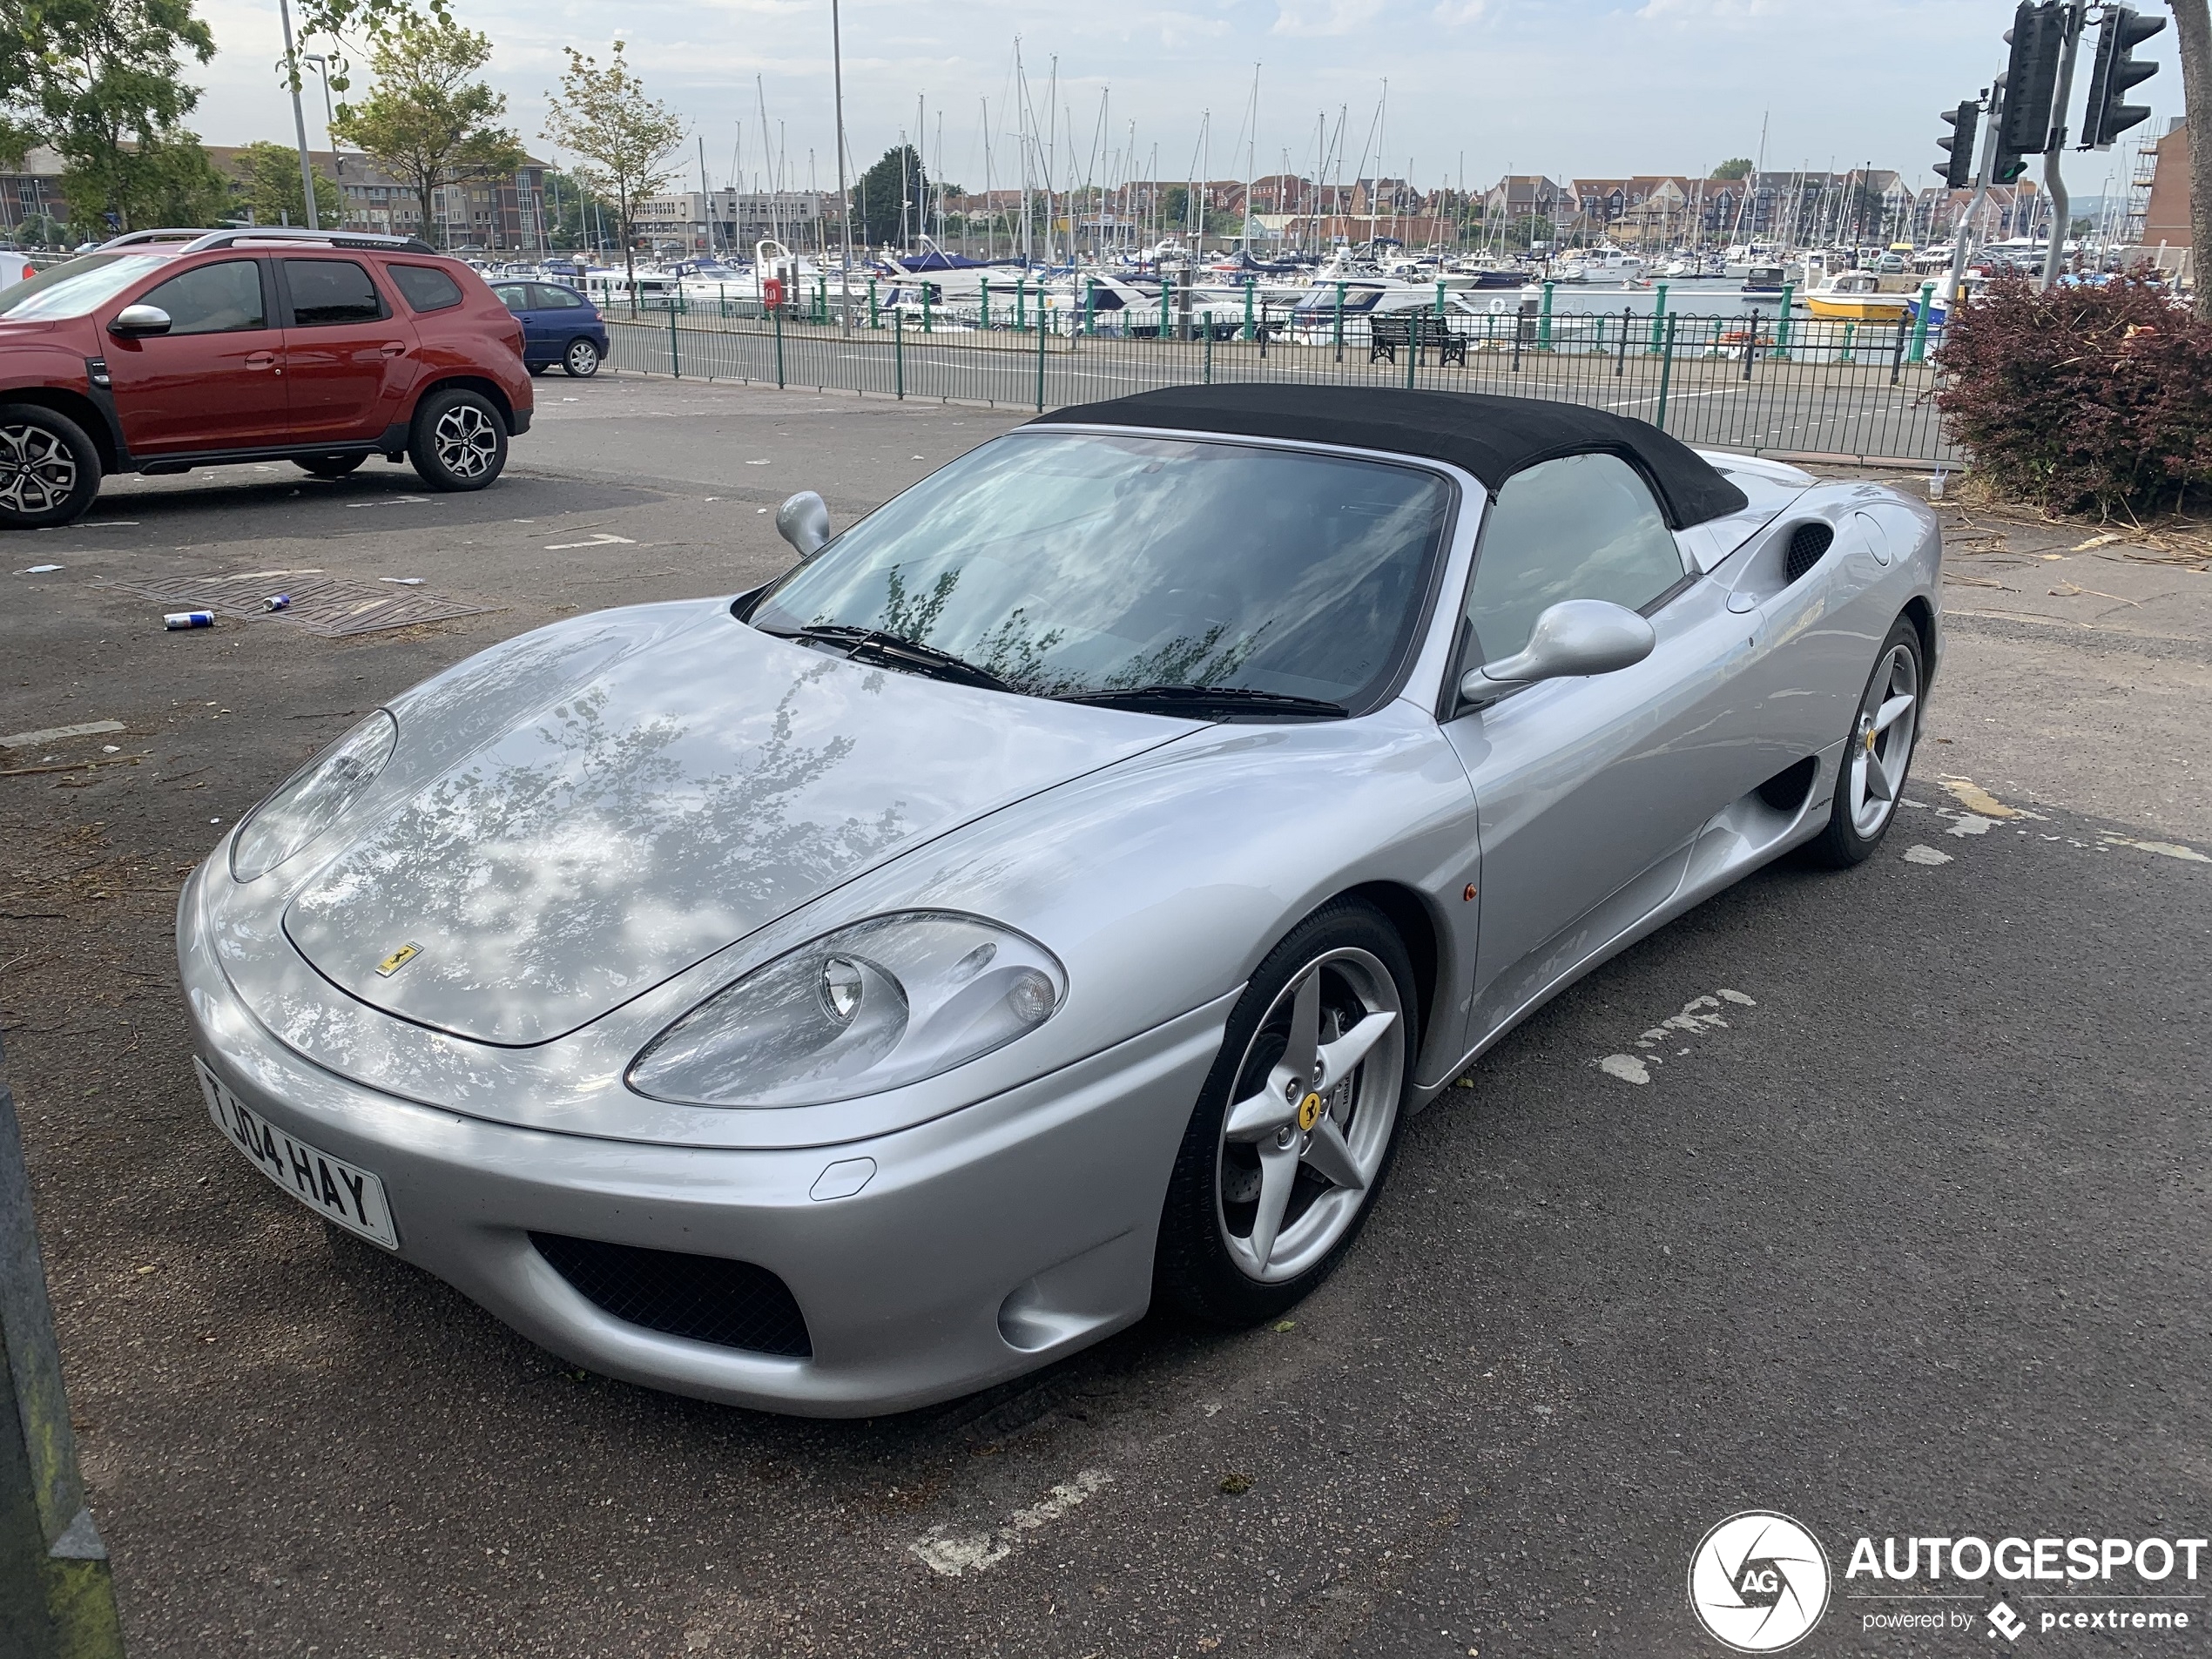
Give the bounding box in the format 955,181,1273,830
1784,522,1834,583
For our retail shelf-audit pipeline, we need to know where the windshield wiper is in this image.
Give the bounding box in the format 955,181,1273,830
1058,684,1348,721
767,624,1015,693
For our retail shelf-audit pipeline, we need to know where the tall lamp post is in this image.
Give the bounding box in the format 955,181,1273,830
832,0,855,332
276,0,320,229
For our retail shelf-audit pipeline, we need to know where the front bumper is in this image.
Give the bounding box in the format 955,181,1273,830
179,873,1231,1417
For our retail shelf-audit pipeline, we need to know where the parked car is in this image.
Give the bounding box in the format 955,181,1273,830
179,384,1940,1417
0,227,533,529
490,279,608,378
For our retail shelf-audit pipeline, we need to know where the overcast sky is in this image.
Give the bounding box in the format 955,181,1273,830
187,0,2183,201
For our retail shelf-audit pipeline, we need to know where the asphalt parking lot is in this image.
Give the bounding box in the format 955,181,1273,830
3,374,2209,1658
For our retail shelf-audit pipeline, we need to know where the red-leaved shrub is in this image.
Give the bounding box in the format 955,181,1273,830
1934,273,2212,515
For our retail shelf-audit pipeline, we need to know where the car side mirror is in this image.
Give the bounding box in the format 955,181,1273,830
109,304,172,338
775,490,831,559
1458,599,1656,708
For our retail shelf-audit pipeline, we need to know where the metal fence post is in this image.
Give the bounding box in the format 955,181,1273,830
1241,279,1254,342
1776,281,1794,358
980,276,990,330
1015,277,1026,333
894,306,903,400
922,284,932,334
1649,280,1669,353
1742,307,1760,381
1656,314,1677,430
1159,274,1170,341
1333,282,1345,364
773,300,785,389
1615,307,1630,376
1406,313,1419,390
1841,320,1857,365
1890,317,1908,386
868,277,879,329
668,306,680,380
1083,277,1095,337
1035,302,1047,411
1538,280,1554,350
1909,280,1934,364
1,1039,127,1659
1204,325,1213,384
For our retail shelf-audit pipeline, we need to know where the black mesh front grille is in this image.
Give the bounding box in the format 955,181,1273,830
531,1234,812,1357
1785,521,1834,583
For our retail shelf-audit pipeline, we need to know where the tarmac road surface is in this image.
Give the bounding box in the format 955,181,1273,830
0,376,2205,1657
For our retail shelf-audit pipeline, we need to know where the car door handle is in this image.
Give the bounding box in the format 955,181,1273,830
246,351,278,369
378,341,408,357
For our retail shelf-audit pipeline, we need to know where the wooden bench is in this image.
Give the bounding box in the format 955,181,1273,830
1368,311,1468,367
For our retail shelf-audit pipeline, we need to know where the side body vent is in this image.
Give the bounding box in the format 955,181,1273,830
1784,521,1834,583
531,1233,813,1356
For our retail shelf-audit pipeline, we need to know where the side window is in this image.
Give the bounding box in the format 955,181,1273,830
388,263,463,313
138,260,266,335
533,284,583,309
283,260,385,327
491,283,530,314
1462,452,1688,664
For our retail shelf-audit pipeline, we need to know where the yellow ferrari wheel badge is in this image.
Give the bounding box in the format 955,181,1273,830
1297,1091,1325,1132
375,941,421,978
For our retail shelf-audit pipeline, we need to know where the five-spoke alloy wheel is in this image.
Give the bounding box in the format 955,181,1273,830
1157,900,1415,1324
1808,614,1925,866
0,404,100,529
408,387,509,492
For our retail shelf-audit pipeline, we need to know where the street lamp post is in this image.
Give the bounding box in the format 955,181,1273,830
276,0,320,230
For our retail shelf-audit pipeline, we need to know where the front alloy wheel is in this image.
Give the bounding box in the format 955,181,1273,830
0,405,100,529
1157,900,1415,1325
1806,614,1925,867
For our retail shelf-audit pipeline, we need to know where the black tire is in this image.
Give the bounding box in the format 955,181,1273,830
295,453,365,478
0,402,101,529
528,361,550,377
408,386,508,492
1155,899,1418,1326
562,337,602,378
1804,613,1925,867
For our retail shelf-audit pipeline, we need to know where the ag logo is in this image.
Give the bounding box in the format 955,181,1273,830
1687,1511,1831,1652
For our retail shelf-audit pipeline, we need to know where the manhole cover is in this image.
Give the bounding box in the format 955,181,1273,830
106,570,493,637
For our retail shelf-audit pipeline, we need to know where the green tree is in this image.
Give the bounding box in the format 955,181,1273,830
855,144,924,247
229,137,340,226
5,0,226,233
540,39,683,298
330,19,519,248
1710,158,1755,180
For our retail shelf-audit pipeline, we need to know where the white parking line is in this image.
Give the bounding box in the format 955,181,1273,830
543,533,636,550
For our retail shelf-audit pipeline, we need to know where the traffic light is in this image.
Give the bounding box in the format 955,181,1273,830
1938,100,1980,190
2081,4,2165,149
1998,0,2067,162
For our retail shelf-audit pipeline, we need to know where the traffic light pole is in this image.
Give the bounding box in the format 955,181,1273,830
1948,79,2005,306
2040,0,2088,286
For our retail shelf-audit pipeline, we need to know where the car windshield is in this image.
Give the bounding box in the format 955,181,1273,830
749,431,1453,713
0,254,172,320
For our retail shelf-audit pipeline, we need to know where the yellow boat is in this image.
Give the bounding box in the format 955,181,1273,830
1801,270,1912,321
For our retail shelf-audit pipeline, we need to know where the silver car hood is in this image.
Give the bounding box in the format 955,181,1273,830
280,604,1186,1045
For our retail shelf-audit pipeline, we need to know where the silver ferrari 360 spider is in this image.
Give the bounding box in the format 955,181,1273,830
180,385,1939,1415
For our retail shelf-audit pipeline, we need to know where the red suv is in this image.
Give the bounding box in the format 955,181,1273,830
0,227,534,529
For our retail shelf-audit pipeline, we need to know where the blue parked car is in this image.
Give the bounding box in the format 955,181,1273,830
491,280,608,378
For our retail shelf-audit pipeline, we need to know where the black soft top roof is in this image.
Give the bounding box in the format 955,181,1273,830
1029,383,1750,529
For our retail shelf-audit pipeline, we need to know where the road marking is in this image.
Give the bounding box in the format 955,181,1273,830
907,1468,1113,1578
1903,844,1953,866
2099,833,2209,863
346,496,430,509
1596,990,1757,1083
544,533,636,550
0,719,125,750
1599,1055,1650,1085
1934,776,2019,819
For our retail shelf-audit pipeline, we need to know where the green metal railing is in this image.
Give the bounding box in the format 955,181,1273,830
603,294,1956,466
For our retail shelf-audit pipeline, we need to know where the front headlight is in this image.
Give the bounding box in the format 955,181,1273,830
229,711,397,882
627,913,1066,1108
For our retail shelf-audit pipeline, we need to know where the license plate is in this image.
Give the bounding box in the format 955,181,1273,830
196,1057,398,1248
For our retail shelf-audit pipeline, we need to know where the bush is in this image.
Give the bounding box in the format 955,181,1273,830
1934,272,2212,516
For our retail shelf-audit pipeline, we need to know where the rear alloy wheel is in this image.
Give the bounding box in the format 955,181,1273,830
1156,900,1415,1325
295,454,365,478
0,403,100,529
1806,614,1924,867
408,388,508,492
563,337,602,378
